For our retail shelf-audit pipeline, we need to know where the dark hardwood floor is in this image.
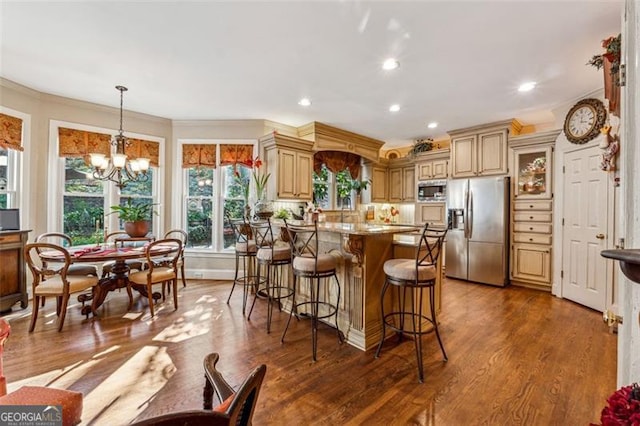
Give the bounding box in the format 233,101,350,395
2,278,616,425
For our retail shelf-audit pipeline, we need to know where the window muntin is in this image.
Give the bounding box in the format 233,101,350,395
0,148,18,209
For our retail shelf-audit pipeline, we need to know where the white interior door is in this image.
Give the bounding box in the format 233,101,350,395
561,146,611,311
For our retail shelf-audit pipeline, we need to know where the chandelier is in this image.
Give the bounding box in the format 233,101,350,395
89,85,150,189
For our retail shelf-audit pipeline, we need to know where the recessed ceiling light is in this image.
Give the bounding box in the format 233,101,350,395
298,98,312,106
427,122,438,129
382,58,400,70
389,104,400,112
518,82,537,92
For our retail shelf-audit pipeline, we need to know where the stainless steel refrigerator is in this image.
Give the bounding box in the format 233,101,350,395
445,176,509,286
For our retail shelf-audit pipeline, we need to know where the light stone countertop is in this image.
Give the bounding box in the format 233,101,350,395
276,220,423,236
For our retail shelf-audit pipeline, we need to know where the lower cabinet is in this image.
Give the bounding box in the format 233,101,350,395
417,202,447,227
512,243,551,284
0,230,30,312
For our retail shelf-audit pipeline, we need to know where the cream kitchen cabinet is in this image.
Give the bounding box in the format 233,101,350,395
449,121,510,178
415,149,450,181
508,130,559,290
361,162,388,203
388,165,415,203
417,202,447,227
260,132,314,201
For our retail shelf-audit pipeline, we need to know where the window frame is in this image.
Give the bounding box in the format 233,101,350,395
0,106,30,227
49,120,164,240
178,139,257,253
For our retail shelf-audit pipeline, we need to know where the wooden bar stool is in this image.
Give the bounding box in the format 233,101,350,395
375,224,448,382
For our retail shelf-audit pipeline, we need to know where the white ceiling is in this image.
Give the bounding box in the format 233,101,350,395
0,1,623,148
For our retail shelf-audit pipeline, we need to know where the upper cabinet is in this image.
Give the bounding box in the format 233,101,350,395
260,132,315,201
415,149,450,180
449,121,511,178
508,130,560,200
388,164,415,203
361,161,388,203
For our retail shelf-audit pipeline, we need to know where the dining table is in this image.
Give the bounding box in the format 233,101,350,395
39,243,177,316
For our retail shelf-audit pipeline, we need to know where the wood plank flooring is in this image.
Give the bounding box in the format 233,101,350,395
2,278,616,425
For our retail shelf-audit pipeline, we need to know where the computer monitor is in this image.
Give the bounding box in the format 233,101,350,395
0,208,20,231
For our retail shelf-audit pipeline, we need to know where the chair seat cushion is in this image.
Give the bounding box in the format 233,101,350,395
212,393,235,413
235,240,257,254
0,385,83,426
34,275,98,296
129,267,176,285
383,259,437,282
67,264,98,277
293,253,336,273
257,245,291,262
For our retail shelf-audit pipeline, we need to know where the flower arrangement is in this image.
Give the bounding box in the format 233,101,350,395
591,383,640,425
587,34,622,86
408,138,435,158
235,156,271,201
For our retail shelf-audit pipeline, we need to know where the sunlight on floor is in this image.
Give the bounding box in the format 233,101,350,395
80,346,175,425
152,294,222,343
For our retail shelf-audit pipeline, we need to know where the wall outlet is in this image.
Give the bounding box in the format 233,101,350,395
193,272,204,279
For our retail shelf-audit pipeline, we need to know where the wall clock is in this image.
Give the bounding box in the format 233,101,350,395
563,98,607,144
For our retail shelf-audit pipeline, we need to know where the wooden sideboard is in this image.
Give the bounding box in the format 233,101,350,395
0,230,30,313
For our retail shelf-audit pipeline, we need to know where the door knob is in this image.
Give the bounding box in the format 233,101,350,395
596,233,605,239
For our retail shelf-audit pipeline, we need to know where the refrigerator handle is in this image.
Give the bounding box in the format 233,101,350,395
464,189,469,238
468,189,473,239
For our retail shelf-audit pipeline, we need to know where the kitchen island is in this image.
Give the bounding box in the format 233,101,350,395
279,221,443,351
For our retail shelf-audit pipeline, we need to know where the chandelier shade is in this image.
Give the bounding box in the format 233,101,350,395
89,85,150,189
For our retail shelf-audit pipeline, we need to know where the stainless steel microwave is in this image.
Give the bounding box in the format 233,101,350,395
417,179,447,202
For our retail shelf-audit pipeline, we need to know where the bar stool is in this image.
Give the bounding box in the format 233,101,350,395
375,224,448,382
247,218,293,333
281,219,343,361
225,213,263,314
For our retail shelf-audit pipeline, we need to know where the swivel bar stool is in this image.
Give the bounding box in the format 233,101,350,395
247,218,293,333
281,219,343,361
225,213,263,314
375,224,448,382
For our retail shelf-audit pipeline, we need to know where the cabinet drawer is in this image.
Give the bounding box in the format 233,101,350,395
0,234,20,244
514,200,552,211
514,222,552,234
514,212,552,222
514,233,552,245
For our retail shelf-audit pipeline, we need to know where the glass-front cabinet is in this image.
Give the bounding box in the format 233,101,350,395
514,145,552,199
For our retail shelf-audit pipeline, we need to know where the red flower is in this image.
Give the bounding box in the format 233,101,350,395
254,157,263,168
596,384,640,426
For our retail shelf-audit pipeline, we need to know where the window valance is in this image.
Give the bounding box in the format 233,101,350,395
58,128,160,167
0,113,24,152
314,151,361,179
182,144,217,168
58,127,110,158
220,144,253,166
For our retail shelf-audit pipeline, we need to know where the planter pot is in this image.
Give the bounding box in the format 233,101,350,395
125,221,150,238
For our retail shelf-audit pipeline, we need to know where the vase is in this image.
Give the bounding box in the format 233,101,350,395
253,198,273,220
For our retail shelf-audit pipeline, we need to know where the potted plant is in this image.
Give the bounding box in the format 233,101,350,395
109,198,158,237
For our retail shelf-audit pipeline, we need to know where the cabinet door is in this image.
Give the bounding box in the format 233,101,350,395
388,168,403,202
403,167,415,201
432,160,448,178
277,149,297,199
477,129,508,176
418,203,446,226
451,135,476,178
513,145,552,199
371,167,388,202
512,243,551,284
296,151,313,200
417,162,433,180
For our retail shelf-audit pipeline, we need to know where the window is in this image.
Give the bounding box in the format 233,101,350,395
55,122,161,244
0,148,18,209
181,141,254,252
313,165,355,210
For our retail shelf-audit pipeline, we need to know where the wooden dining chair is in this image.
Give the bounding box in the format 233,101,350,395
162,229,188,287
128,238,182,317
24,242,99,332
35,232,98,277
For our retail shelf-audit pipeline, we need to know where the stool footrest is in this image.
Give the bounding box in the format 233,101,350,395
294,301,338,321
382,311,436,336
